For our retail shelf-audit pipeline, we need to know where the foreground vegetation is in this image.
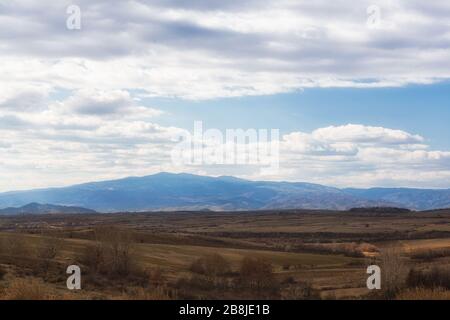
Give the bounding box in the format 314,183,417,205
0,209,449,300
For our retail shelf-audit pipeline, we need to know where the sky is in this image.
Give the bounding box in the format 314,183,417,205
0,0,449,191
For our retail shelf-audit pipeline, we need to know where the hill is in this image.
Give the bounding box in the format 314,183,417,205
0,203,97,215
344,188,450,211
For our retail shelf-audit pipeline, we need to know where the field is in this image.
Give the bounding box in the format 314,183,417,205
0,209,449,300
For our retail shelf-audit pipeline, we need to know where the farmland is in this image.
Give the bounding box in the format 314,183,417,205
0,209,449,300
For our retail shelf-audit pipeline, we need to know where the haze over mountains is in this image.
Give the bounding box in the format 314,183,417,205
0,173,448,214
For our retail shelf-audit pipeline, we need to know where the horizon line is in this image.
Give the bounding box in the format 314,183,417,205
1,171,449,194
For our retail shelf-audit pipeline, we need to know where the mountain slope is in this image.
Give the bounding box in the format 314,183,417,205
0,173,447,212
0,173,382,212
0,203,97,215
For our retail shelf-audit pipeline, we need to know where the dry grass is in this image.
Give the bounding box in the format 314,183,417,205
409,247,450,261
296,242,379,258
397,288,450,300
0,278,56,300
0,210,449,300
190,254,231,277
120,286,173,300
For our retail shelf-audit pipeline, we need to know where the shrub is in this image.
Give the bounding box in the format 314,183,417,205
81,243,105,273
83,227,137,277
189,254,231,278
238,257,279,294
147,267,166,287
379,247,409,299
409,248,450,261
295,242,378,258
406,267,450,290
282,280,321,300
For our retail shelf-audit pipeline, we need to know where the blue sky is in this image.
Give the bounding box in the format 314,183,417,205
152,82,450,150
0,1,449,191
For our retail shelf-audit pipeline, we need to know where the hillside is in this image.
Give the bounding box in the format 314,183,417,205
0,203,97,215
0,173,448,213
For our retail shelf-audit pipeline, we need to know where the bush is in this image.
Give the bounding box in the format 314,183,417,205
409,248,450,261
282,280,321,300
147,267,166,287
190,254,231,278
82,227,137,277
239,257,279,294
406,267,450,290
379,247,409,299
82,243,104,273
177,274,214,291
295,242,378,258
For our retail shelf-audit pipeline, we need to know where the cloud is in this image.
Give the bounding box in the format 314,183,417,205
0,1,449,190
3,95,448,191
0,1,450,99
277,124,450,188
60,89,163,118
311,124,425,145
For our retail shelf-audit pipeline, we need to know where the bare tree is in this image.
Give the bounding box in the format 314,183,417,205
379,247,409,298
86,226,136,277
239,257,278,294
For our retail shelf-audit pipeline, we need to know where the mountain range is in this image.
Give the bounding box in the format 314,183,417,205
0,203,96,215
0,173,448,213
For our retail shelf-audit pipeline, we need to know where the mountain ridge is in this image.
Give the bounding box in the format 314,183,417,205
0,203,97,215
0,173,448,213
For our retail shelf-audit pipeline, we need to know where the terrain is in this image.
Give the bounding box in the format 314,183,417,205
0,173,448,212
0,203,96,215
0,208,449,300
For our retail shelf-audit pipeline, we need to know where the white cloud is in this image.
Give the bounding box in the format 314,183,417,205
0,1,449,190
59,89,163,118
276,125,450,188
311,124,425,145
1,101,449,191
0,1,450,99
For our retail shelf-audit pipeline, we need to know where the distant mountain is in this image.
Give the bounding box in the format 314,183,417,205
0,203,97,215
0,173,384,212
0,173,448,213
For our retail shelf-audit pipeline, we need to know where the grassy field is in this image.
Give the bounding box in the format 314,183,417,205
0,209,449,300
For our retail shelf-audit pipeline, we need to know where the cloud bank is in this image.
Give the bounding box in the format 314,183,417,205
1,0,450,99
0,1,449,190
